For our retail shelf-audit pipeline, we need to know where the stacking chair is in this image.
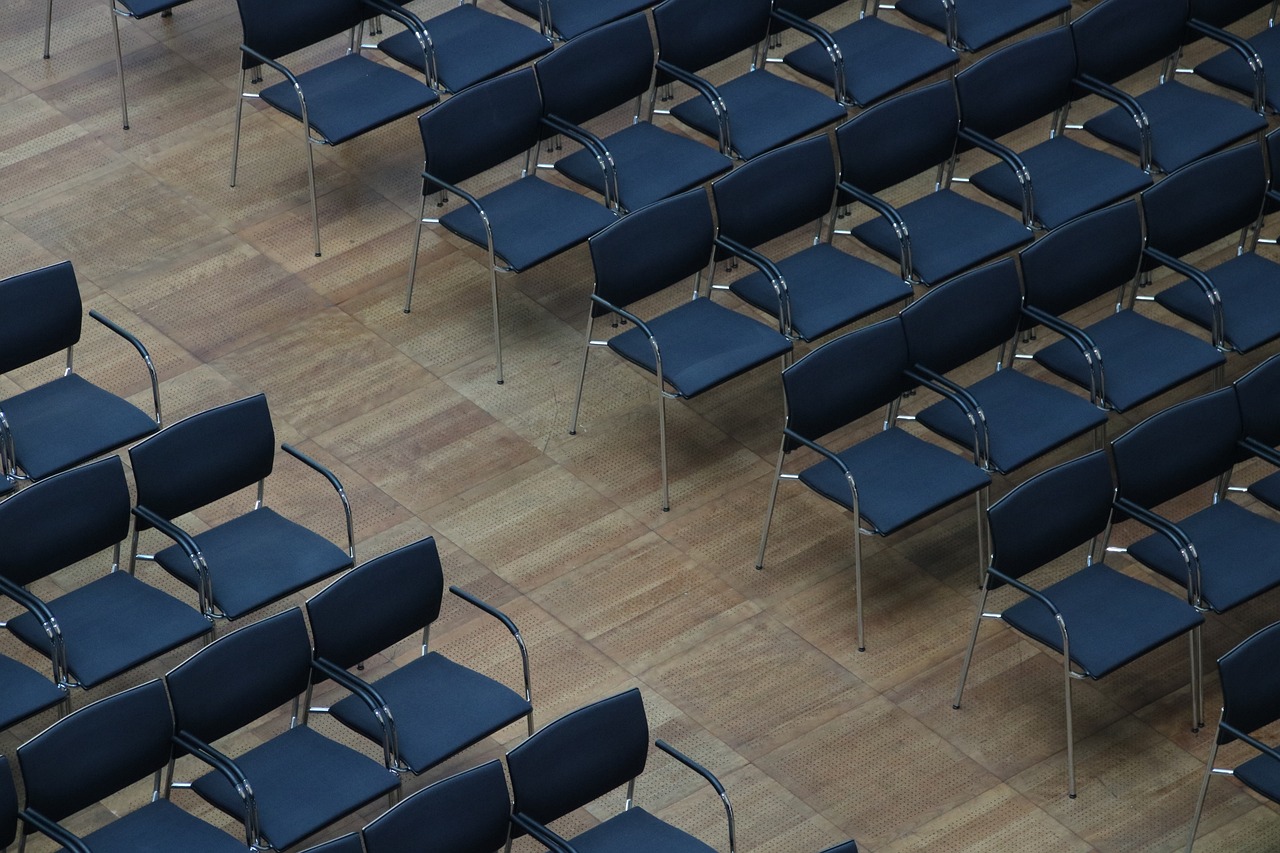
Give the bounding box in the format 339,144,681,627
756,316,991,650
305,537,534,776
498,0,656,40
567,188,793,512
17,679,248,852
1194,0,1280,113
650,0,847,161
229,0,440,258
709,134,913,343
0,261,161,496
1186,619,1280,851
404,67,618,384
129,394,355,623
533,12,733,212
1020,201,1225,413
835,80,1033,288
895,0,1071,53
507,688,735,852
1235,353,1280,511
166,608,401,852
953,450,1205,798
362,760,513,853
900,259,1107,475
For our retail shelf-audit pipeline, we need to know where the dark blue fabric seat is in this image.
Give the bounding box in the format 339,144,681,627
1155,252,1280,354
895,0,1069,51
1237,354,1280,513
1196,23,1280,112
0,657,63,732
568,807,717,853
69,798,248,853
299,832,365,853
498,0,655,39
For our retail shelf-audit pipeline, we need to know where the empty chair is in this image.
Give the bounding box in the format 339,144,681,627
895,0,1071,52
953,450,1205,798
129,394,355,623
362,760,512,853
166,608,401,852
756,316,991,651
0,655,65,735
651,0,847,160
567,187,793,512
498,0,656,40
507,688,735,852
229,0,440,257
1235,353,1280,511
403,66,618,384
305,537,534,777
18,679,248,852
0,260,160,495
1194,0,1280,112
710,134,912,343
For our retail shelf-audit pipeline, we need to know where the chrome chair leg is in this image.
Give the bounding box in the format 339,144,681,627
656,389,670,512
952,585,990,709
230,69,246,187
1185,734,1220,852
568,312,594,435
755,438,787,569
301,130,321,257
43,0,54,58
403,195,428,313
852,520,865,652
1064,654,1077,798
110,1,130,129
488,263,504,384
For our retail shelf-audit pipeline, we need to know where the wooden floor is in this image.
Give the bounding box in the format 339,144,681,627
4,0,1280,850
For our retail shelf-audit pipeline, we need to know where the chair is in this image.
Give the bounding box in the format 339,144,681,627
0,457,212,693
709,134,913,343
403,67,618,384
166,608,401,852
1190,0,1277,113
0,757,16,852
835,80,1033,288
361,760,513,853
533,12,733,212
894,0,1071,52
498,0,656,40
954,26,1152,230
900,259,1108,475
305,537,534,777
129,394,355,623
953,450,1205,798
1186,619,1280,851
229,0,440,258
567,187,793,512
651,0,847,161
1020,200,1225,413
17,679,248,852
300,835,365,853
0,655,65,735
507,688,735,853
0,260,161,496
755,316,991,650
1235,353,1280,511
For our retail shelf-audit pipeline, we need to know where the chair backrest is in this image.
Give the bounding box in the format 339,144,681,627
1217,620,1280,744
534,13,656,125
835,80,959,197
899,258,1023,376
1019,200,1143,316
0,457,130,588
507,688,649,829
652,0,773,74
0,756,16,850
129,394,276,528
774,0,845,20
1234,353,1280,447
1188,0,1267,30
363,760,510,853
306,538,443,675
18,679,173,823
956,26,1078,141
1071,0,1189,86
587,187,714,314
817,842,858,853
166,608,313,746
711,134,837,251
0,261,82,376
234,0,367,67
300,833,366,853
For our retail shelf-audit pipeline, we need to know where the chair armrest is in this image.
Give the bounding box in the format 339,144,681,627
450,586,533,706
770,7,846,103
89,309,162,426
905,365,989,467
781,428,861,516
311,656,401,770
1141,247,1225,349
957,127,1034,227
1073,74,1152,171
173,730,262,845
0,575,70,688
1241,436,1280,469
1222,723,1280,765
361,0,435,85
1021,305,1105,407
985,567,1076,667
586,295,678,391
714,236,792,336
655,739,736,853
419,170,502,257
836,181,912,282
1189,18,1266,112
238,44,319,138
1113,496,1203,605
281,444,355,559
132,504,216,617
656,59,732,156
511,811,577,852
541,113,618,209
19,809,92,853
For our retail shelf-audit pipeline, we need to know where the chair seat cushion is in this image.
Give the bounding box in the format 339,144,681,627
729,243,911,341
440,175,618,271
1084,80,1266,174
850,189,1031,286
798,427,989,535
895,0,1068,50
8,571,210,688
1196,25,1280,113
2,374,157,482
970,136,1151,229
116,0,194,19
569,806,717,853
1002,562,1203,679
669,69,846,160
0,654,62,730
1128,500,1280,613
607,297,792,398
329,652,531,775
1034,309,1224,412
191,726,398,852
1155,251,1280,354
260,54,438,145
154,507,352,620
378,4,551,93
555,122,731,212
1234,745,1280,802
70,799,246,853
500,0,655,39
1248,470,1280,511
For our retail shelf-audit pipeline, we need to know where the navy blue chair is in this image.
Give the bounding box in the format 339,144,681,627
953,450,1205,798
403,67,618,384
507,688,735,853
895,0,1070,52
129,394,355,623
229,0,439,257
567,187,793,512
835,80,1033,288
362,760,513,853
1190,0,1276,113
1235,353,1280,511
0,261,160,496
498,0,656,40
756,316,991,650
710,134,912,343
1020,200,1225,413
305,537,534,777
651,0,847,161
0,654,64,736
534,12,732,212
